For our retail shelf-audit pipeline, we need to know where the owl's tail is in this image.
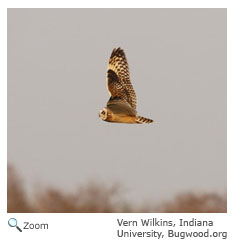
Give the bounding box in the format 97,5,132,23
136,116,154,124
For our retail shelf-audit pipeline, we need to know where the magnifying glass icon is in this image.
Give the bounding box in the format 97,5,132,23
8,218,22,232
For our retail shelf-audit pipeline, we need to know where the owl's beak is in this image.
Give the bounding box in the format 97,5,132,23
98,113,100,118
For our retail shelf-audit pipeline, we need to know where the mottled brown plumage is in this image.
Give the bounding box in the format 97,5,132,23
99,47,153,124
107,48,137,109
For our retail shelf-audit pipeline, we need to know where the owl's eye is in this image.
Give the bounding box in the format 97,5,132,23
102,111,105,115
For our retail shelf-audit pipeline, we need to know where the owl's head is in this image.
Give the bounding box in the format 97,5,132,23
99,108,108,120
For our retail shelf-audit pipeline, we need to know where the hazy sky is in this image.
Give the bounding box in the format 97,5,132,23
8,9,226,205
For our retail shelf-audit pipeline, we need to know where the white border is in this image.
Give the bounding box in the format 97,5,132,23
0,1,233,244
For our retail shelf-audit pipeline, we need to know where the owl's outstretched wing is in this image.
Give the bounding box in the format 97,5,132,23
106,48,137,109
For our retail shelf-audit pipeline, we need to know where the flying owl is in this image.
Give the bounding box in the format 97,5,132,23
99,47,154,124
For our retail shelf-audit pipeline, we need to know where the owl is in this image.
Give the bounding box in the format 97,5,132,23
99,47,154,124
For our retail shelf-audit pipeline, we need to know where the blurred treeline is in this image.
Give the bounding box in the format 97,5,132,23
7,165,226,213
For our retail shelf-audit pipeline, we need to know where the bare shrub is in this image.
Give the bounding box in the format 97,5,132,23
34,183,121,213
7,165,33,213
159,192,227,213
7,165,227,213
